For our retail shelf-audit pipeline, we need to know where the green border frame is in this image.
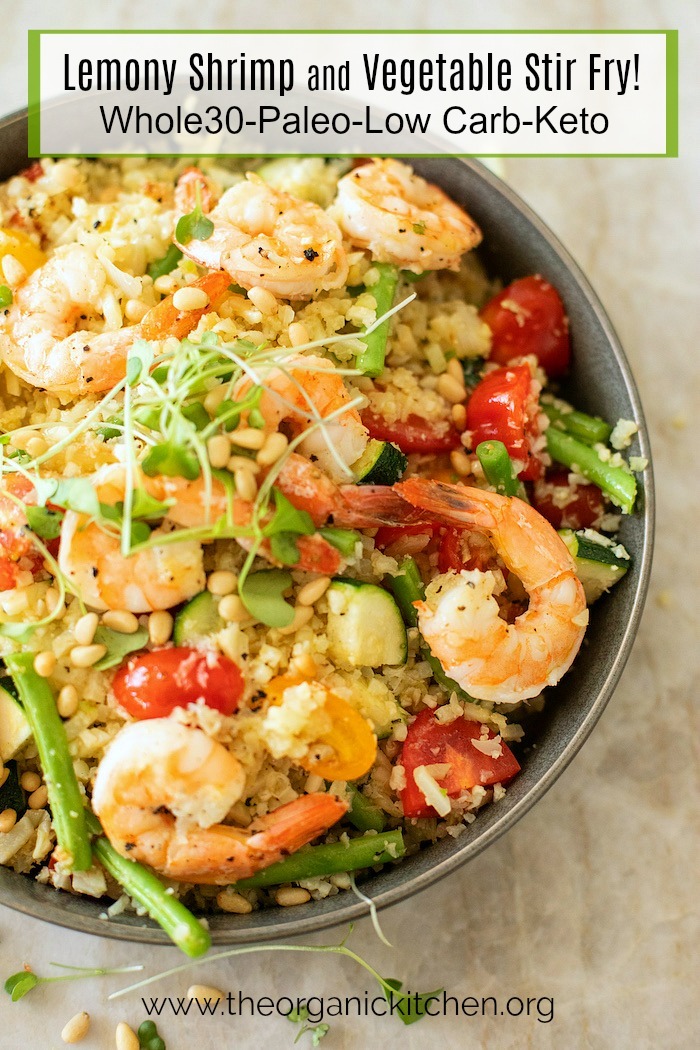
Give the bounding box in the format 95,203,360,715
27,29,679,159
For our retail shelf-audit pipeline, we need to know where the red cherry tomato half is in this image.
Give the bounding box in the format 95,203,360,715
112,647,244,720
480,275,570,377
532,468,605,530
400,709,521,819
466,364,543,481
362,409,462,454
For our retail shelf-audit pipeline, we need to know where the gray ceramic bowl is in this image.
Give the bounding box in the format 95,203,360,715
0,110,654,946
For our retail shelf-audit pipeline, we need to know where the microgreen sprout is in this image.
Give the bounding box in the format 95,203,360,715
4,962,143,1002
175,182,214,244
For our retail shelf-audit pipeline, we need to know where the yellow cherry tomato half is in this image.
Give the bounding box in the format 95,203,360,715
265,674,377,781
0,227,46,281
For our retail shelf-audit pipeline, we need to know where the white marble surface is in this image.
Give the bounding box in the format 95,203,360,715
1,2,697,1048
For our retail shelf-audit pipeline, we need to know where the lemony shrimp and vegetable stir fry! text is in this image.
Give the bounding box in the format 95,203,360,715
0,156,644,953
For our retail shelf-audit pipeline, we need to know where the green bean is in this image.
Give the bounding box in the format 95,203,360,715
545,427,637,513
541,402,612,445
356,263,399,377
475,440,526,499
147,244,183,282
347,785,386,833
92,831,211,958
385,559,473,701
234,830,405,889
5,654,92,871
319,527,361,558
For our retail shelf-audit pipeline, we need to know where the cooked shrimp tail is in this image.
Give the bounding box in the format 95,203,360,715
92,719,347,884
394,478,588,703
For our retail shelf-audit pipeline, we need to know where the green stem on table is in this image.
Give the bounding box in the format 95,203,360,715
4,653,92,871
234,830,405,889
356,264,399,377
545,427,637,513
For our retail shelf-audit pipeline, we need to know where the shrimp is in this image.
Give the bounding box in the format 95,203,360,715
91,719,347,884
334,158,482,273
175,172,348,300
57,455,409,611
0,245,230,397
395,478,588,703
233,353,368,482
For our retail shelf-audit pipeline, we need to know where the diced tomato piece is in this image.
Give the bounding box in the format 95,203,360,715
400,709,520,819
466,364,543,481
19,161,43,183
480,275,571,377
437,528,465,573
362,410,462,454
112,647,244,720
532,468,605,530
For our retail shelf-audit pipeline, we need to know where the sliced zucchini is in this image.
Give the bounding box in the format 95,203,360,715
173,590,224,646
0,683,31,762
351,439,407,486
560,528,630,603
326,578,407,667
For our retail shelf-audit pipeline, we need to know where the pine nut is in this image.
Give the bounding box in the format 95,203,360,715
277,605,314,636
233,467,257,503
227,455,261,475
207,434,231,469
115,1022,140,1050
187,984,224,1005
101,610,139,634
204,384,227,415
0,808,17,833
304,773,324,792
296,576,331,607
447,357,465,383
26,435,48,458
74,611,99,646
231,427,266,450
437,373,466,404
218,594,248,622
172,286,209,311
2,253,26,285
207,570,237,596
247,286,278,315
45,587,62,613
450,449,472,477
20,771,41,792
70,644,107,668
288,321,309,347
275,886,311,907
28,784,49,809
61,1010,90,1044
57,684,80,719
451,403,467,430
148,610,173,647
124,298,149,322
33,650,57,678
217,888,253,913
256,431,288,467
153,274,178,295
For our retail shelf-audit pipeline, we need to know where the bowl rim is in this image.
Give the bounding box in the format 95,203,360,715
0,111,654,947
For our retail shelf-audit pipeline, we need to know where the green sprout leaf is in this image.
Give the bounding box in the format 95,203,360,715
318,527,360,558
181,402,210,431
142,442,201,481
4,971,40,1001
269,532,301,566
147,244,183,282
0,285,13,309
24,505,63,540
264,489,315,540
33,477,100,518
412,221,426,236
239,569,294,628
175,186,214,246
382,978,443,1025
92,625,149,671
